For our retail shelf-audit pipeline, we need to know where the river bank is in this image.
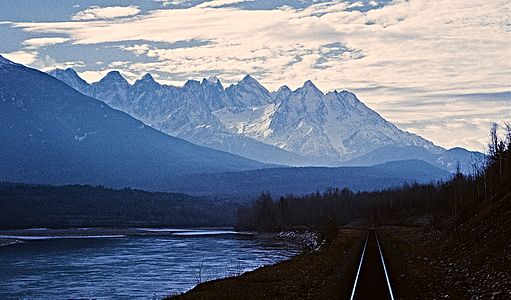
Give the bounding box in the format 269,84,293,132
169,228,366,300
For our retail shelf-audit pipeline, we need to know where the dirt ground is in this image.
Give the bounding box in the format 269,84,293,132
380,192,511,300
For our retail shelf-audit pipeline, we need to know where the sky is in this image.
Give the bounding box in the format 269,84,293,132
0,0,510,151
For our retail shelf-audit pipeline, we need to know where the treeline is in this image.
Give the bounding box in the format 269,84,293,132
0,184,239,228
237,123,511,230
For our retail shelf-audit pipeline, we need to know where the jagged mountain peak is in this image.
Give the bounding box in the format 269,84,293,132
49,67,72,75
98,70,128,85
277,85,291,93
272,85,293,102
329,89,344,95
133,73,161,89
237,74,269,91
301,80,323,95
201,76,224,89
333,89,361,104
49,68,85,84
64,67,78,74
89,70,132,111
225,74,273,107
141,73,155,82
48,68,79,79
205,76,220,84
184,79,201,89
241,74,257,83
105,70,122,77
134,73,159,87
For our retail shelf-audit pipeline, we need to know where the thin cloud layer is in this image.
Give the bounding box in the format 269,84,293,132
23,37,70,48
1,50,38,65
71,5,141,21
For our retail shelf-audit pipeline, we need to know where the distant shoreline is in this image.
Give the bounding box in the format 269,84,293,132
0,227,254,246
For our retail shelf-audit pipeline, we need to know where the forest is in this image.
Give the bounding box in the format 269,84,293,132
236,123,511,231
0,184,239,228
2,123,508,231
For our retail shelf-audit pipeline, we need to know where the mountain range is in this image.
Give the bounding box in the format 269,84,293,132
0,55,481,195
50,68,484,173
0,55,266,190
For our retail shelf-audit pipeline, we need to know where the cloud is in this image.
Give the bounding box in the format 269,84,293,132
196,0,251,8
32,54,85,72
156,0,187,6
11,1,510,93
78,68,140,84
115,39,212,56
77,70,114,83
120,44,151,56
23,37,70,48
0,50,83,72
0,50,38,65
369,93,511,151
4,0,510,150
393,109,511,151
348,2,365,8
71,6,140,21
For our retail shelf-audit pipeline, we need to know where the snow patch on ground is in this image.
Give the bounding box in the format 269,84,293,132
278,230,322,251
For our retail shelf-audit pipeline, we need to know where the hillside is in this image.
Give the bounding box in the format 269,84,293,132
168,160,450,197
381,186,511,298
0,56,266,190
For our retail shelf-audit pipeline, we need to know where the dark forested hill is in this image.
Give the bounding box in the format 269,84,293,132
0,183,238,229
169,159,451,197
237,123,511,231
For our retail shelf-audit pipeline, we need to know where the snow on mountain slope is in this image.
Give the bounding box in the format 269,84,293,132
215,80,440,160
49,68,481,171
49,68,306,165
0,55,267,191
213,103,278,139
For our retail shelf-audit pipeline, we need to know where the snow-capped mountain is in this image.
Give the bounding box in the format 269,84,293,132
215,80,440,160
0,55,266,191
49,69,308,165
49,68,482,172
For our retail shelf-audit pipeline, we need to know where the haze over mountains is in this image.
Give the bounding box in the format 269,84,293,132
170,160,451,197
0,55,479,195
51,68,484,173
0,55,266,190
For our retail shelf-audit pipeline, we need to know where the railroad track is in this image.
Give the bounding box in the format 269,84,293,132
349,230,395,300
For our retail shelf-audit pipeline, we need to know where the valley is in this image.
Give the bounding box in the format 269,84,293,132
0,0,508,299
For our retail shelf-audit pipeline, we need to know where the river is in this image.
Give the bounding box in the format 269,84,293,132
0,228,299,299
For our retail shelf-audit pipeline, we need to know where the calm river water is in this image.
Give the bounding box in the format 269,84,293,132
0,228,299,299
